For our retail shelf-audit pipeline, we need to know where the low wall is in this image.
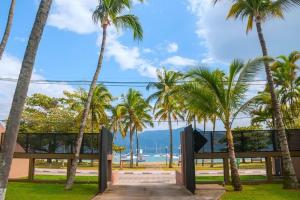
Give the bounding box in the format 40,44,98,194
9,158,29,179
292,157,300,180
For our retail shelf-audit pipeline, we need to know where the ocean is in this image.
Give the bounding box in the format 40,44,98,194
113,152,180,163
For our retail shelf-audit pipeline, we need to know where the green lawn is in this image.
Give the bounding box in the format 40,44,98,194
196,175,266,182
34,175,98,182
6,182,98,200
222,184,300,200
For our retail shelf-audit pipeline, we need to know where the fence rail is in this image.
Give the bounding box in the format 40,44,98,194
12,129,300,155
16,133,100,154
198,129,300,153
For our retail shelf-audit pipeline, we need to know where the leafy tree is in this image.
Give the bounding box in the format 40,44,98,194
186,58,265,191
147,69,184,168
20,93,77,133
225,0,300,188
0,1,52,198
0,0,15,60
66,0,144,189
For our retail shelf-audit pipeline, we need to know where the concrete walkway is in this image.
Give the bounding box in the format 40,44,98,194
92,184,196,200
92,184,225,200
91,171,225,200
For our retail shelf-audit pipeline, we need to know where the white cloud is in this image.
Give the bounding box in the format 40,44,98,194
103,29,158,78
167,42,179,53
143,48,153,53
49,0,157,78
48,0,98,34
161,56,197,67
0,54,73,120
14,37,26,43
187,0,300,63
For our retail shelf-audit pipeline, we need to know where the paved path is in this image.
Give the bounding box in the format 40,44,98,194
115,171,176,185
92,184,194,200
91,171,225,200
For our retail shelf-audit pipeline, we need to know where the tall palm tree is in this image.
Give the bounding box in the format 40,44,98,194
117,89,146,168
65,0,144,189
0,1,52,199
147,69,184,168
186,58,265,191
133,101,153,166
226,0,300,188
0,0,16,60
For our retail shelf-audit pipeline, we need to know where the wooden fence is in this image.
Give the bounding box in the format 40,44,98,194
180,125,300,194
8,127,113,193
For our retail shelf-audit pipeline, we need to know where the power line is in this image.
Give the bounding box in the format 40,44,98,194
0,116,253,123
0,77,268,86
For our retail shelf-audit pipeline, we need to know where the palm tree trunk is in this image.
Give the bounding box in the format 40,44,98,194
210,117,216,168
136,129,139,167
119,151,122,169
91,108,94,167
65,24,108,190
226,126,242,191
0,0,15,60
167,111,173,168
130,125,134,168
256,21,298,189
202,118,206,166
0,1,52,199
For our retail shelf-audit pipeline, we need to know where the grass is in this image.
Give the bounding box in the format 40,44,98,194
34,175,98,182
195,162,265,170
222,184,300,200
6,182,98,200
196,175,266,182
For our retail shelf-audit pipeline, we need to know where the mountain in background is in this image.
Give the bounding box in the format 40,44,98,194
114,127,185,154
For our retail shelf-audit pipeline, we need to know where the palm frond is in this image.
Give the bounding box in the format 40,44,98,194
113,14,143,41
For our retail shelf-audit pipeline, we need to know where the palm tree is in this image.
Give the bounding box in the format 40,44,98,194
0,0,16,60
225,0,300,189
186,59,265,191
133,101,153,166
251,91,276,128
90,84,113,133
65,0,143,189
117,89,146,168
110,106,126,139
0,1,52,198
90,85,112,166
271,51,300,119
147,69,184,168
181,81,218,167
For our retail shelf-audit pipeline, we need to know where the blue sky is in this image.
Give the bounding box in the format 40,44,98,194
1,0,300,130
